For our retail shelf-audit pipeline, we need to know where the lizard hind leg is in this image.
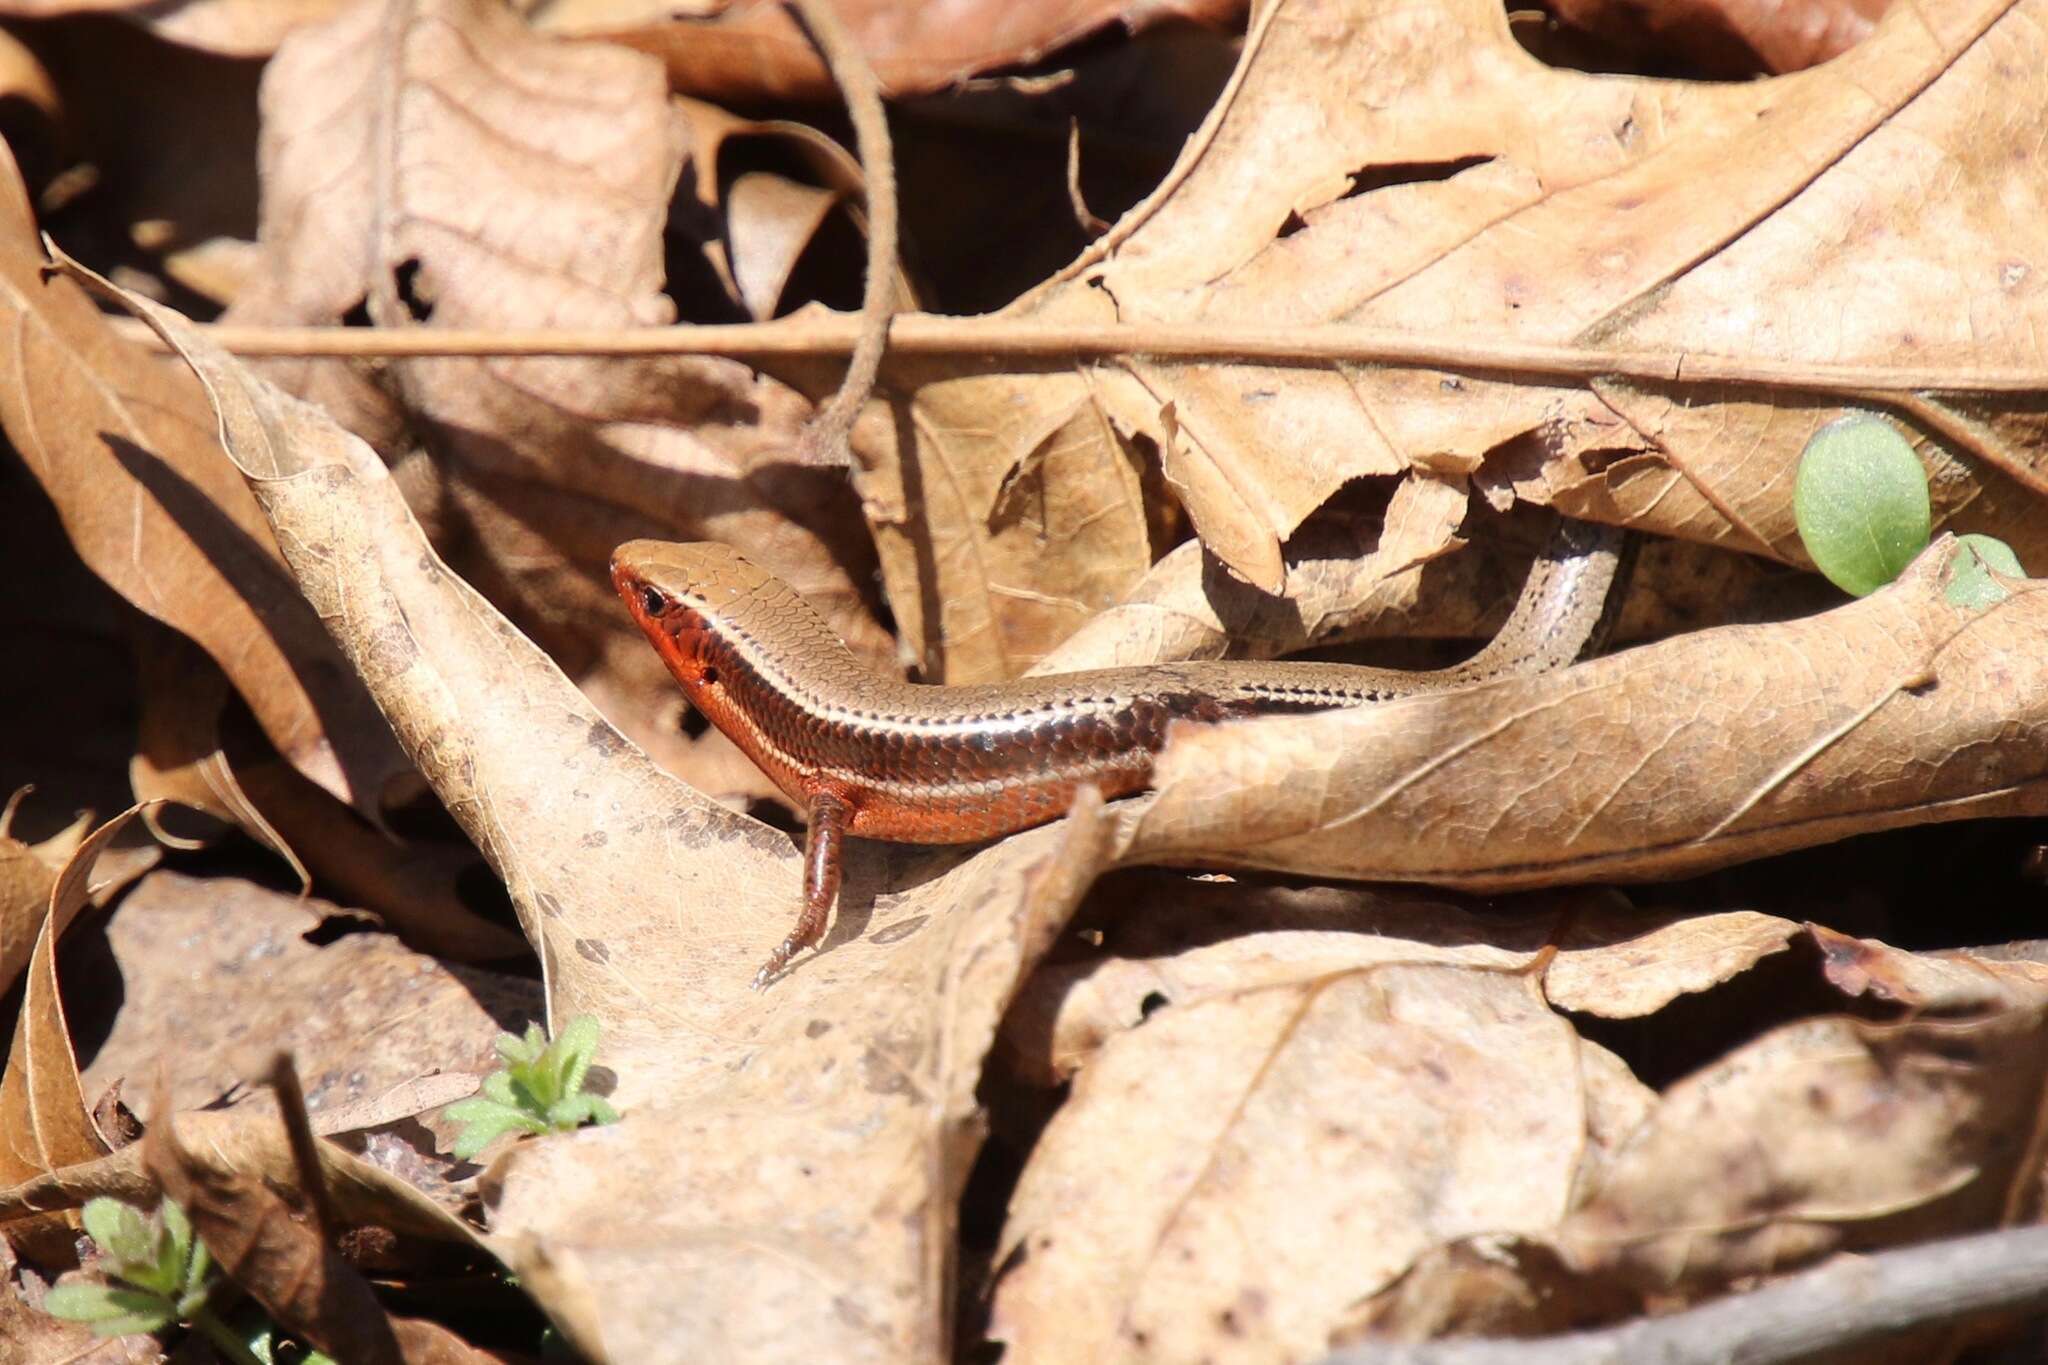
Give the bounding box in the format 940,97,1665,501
752,790,851,989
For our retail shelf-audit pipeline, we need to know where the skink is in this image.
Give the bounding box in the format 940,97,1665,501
612,519,1631,986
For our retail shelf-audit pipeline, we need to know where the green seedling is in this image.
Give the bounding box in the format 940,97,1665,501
1794,413,2023,605
444,1014,620,1160
41,1195,266,1364
1794,413,1932,596
1945,533,2025,609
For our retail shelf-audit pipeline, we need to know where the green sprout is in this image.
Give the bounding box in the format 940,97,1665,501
1945,533,2025,610
1794,413,1932,595
1794,413,2023,605
41,1196,263,1364
443,1014,619,1160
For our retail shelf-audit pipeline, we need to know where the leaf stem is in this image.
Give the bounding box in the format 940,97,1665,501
190,1306,268,1365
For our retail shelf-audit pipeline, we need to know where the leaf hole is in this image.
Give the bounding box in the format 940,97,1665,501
1343,155,1495,198
301,911,384,946
392,258,434,322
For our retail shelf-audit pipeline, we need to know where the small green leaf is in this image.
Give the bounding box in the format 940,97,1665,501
443,1016,617,1157
158,1195,194,1265
140,1196,200,1299
1945,533,2026,608
43,1282,176,1335
444,1097,544,1160
481,1069,518,1106
554,1014,600,1098
508,1022,549,1068
81,1198,151,1267
118,1237,180,1299
72,1195,218,1325
441,1096,518,1126
1794,414,1932,595
184,1232,215,1300
550,1093,619,1129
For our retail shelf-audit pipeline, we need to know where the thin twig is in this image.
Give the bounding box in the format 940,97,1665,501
785,0,897,468
1065,121,1108,236
1327,1225,2048,1365
267,1053,336,1241
104,313,2048,395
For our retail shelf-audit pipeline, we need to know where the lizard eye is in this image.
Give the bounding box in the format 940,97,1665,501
639,585,666,616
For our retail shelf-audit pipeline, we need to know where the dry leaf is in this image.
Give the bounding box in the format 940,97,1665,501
227,0,894,802
1072,0,2047,579
0,818,58,1001
563,0,1247,101
146,1105,496,1364
0,1106,483,1246
724,172,843,321
1558,980,2048,1294
1035,496,1818,676
1551,0,1887,74
850,351,1164,682
489,802,1114,1361
1342,1235,1638,1342
675,95,913,322
0,809,136,1192
0,24,58,131
0,808,137,1262
141,3,351,57
1541,908,1805,1017
1004,887,1800,1083
78,870,534,1145
232,756,530,963
1814,921,2048,1005
996,910,2048,1356
0,0,348,56
0,145,408,814
93,260,1134,1361
1342,931,2048,1329
1116,541,2048,892
0,1227,155,1364
128,621,309,881
826,0,2045,684
1031,475,1473,674
990,961,1637,1361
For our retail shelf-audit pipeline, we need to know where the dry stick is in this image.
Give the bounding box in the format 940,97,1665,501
1326,1225,2048,1365
785,0,897,469
107,312,2048,504
114,313,2048,500
268,1053,336,1241
1065,120,1109,236
107,314,2048,393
